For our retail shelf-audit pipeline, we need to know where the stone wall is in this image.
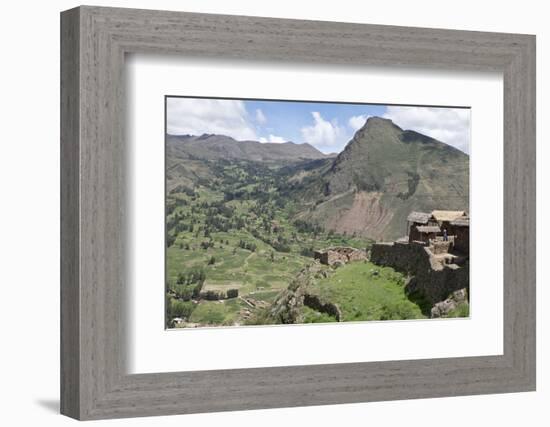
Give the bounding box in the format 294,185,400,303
370,241,469,305
450,226,469,254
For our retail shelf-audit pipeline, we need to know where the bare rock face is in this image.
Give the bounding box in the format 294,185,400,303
430,288,468,318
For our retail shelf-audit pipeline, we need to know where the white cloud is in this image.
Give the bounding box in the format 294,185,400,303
301,112,346,152
383,106,470,153
259,134,287,143
348,114,370,132
167,98,257,141
255,109,267,125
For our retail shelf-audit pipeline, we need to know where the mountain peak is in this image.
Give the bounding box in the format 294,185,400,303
336,116,401,157
327,114,468,197
362,116,402,131
300,115,469,240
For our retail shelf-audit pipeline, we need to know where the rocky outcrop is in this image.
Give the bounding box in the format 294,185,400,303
431,288,468,318
314,247,368,266
268,263,320,324
267,261,344,323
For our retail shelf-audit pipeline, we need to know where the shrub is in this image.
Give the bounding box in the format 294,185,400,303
170,299,195,320
272,242,291,253
300,247,314,257
204,290,221,300
227,288,239,299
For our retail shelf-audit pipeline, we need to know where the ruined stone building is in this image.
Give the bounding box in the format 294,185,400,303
371,209,470,316
407,211,438,244
406,210,469,255
448,215,470,254
313,247,368,266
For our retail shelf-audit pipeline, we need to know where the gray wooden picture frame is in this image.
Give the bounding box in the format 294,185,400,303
60,5,536,421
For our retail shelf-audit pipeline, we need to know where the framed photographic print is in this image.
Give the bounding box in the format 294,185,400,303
61,6,536,420
163,96,471,329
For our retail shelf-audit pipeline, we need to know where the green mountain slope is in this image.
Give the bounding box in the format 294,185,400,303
296,117,469,240
166,134,333,192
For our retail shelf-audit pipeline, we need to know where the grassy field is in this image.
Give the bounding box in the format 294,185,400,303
302,305,339,323
304,261,426,322
189,299,243,325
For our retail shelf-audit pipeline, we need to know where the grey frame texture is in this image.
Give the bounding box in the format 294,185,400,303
60,6,536,420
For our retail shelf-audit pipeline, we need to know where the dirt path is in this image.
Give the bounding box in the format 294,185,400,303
243,252,256,269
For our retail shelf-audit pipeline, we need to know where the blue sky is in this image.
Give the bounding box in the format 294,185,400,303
166,97,470,154
244,100,386,154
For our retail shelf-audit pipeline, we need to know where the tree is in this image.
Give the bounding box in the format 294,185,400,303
208,256,216,265
205,290,220,300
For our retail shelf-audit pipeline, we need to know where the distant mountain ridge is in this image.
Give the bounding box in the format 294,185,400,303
167,134,332,163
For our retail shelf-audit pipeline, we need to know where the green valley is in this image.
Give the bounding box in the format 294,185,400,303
166,156,374,327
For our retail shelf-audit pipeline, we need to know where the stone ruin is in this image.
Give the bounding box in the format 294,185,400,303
431,240,453,255
313,246,368,266
370,240,469,313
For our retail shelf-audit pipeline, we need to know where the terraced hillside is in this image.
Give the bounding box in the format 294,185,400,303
165,155,373,328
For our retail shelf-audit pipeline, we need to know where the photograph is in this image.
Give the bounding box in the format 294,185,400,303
165,97,471,328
